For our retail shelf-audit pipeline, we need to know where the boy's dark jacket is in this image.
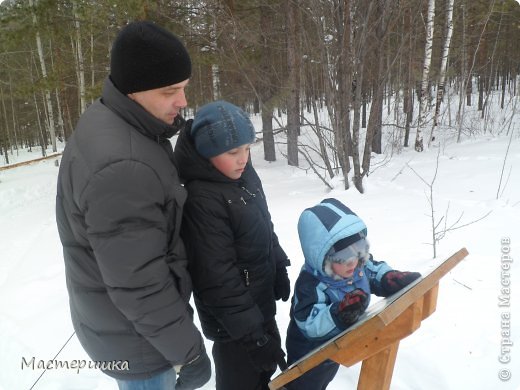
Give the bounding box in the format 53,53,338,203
174,124,290,342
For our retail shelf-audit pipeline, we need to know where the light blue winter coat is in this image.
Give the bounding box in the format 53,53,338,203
289,198,392,341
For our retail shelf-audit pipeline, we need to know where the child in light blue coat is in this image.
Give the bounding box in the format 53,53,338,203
286,198,420,390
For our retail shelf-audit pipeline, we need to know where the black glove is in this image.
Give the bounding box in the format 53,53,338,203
274,266,291,302
337,288,368,327
175,349,212,390
381,271,421,296
244,333,287,372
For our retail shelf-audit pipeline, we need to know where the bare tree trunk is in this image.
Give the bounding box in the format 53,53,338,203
258,4,276,162
261,102,275,162
29,0,57,153
334,0,353,189
361,92,367,128
211,15,220,100
403,86,412,147
7,74,19,154
457,0,496,142
73,1,86,114
364,78,384,166
35,93,47,157
456,2,467,142
1,87,12,161
49,41,65,141
403,1,417,149
90,20,95,105
430,0,454,145
352,1,373,193
478,75,484,112
311,99,334,179
1,143,8,164
362,0,391,174
501,70,506,109
415,0,435,152
482,6,504,127
286,0,300,167
370,81,384,154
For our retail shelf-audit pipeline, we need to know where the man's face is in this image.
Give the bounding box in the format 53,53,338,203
128,79,189,124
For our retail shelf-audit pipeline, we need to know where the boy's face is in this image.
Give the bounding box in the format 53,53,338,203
331,259,359,279
210,144,251,180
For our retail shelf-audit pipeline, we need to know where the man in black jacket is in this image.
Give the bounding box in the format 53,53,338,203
56,21,210,390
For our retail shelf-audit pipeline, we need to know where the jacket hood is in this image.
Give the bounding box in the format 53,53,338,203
173,120,253,184
101,77,184,140
298,198,367,276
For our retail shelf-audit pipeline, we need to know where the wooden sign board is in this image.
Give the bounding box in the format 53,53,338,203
269,248,469,390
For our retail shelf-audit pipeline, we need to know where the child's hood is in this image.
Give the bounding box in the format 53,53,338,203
298,198,367,276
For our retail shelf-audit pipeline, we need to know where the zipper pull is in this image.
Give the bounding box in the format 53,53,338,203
241,186,256,197
243,269,250,286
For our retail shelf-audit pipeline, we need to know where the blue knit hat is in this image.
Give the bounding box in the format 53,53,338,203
191,101,256,158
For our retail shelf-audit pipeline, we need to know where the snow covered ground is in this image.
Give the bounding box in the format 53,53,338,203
1,118,519,389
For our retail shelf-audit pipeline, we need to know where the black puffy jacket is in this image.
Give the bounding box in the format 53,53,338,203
56,78,204,379
173,124,290,342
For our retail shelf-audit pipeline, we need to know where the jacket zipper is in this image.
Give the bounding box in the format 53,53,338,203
241,186,256,197
243,269,250,286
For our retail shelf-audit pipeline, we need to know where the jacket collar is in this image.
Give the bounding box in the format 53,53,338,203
101,77,183,140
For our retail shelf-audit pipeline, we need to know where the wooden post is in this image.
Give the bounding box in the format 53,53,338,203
357,341,399,390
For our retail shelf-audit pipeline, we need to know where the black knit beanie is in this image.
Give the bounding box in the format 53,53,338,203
191,101,256,159
110,21,191,95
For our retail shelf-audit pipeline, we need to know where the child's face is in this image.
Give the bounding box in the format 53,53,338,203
209,144,251,180
331,259,359,279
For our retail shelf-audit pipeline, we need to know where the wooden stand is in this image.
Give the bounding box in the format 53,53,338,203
269,248,469,390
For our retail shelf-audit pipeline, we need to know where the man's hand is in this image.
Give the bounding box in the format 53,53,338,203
175,349,211,390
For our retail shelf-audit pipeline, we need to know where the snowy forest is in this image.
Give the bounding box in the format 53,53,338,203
1,0,519,192
1,2,520,390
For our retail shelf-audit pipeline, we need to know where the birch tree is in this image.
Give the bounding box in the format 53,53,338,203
415,0,435,152
72,0,86,114
28,0,57,153
430,0,454,145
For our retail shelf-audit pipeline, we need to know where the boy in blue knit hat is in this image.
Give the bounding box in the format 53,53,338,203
285,198,421,390
173,101,291,390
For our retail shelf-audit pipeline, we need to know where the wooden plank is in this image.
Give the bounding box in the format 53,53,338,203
357,341,400,390
0,153,62,171
332,302,423,367
377,248,468,325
